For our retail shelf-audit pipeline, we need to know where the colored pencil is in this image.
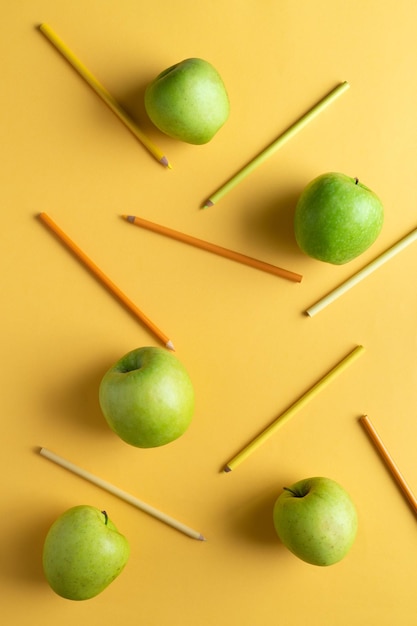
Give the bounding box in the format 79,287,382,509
306,226,417,317
203,81,350,208
360,415,417,515
39,447,205,540
224,345,364,472
122,214,303,283
38,212,174,350
39,23,171,168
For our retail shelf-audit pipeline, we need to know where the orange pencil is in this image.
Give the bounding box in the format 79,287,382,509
360,415,417,515
123,214,302,283
38,212,174,350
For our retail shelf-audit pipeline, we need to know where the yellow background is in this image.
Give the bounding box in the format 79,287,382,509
3,1,417,624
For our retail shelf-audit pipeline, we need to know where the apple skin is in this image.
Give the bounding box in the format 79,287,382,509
99,346,195,448
294,172,384,264
42,505,130,600
273,477,358,566
144,58,230,144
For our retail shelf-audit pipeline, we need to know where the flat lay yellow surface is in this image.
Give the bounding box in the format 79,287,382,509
2,1,417,624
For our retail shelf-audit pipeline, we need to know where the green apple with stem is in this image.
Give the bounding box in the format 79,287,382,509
144,58,230,144
273,477,358,566
43,505,130,600
99,346,195,448
294,172,384,264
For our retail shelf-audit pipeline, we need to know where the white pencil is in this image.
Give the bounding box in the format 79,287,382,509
306,226,417,317
39,447,206,541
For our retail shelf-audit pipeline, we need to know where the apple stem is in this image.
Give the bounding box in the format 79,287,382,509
101,510,108,525
283,487,299,497
354,177,359,185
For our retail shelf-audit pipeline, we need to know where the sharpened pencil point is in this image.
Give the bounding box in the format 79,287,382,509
166,339,175,351
160,156,172,168
125,215,135,223
198,534,207,541
203,199,214,209
223,465,232,473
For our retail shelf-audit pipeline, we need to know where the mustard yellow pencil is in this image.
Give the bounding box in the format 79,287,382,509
39,23,171,168
224,345,364,472
203,81,349,208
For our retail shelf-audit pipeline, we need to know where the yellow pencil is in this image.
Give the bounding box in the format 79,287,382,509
224,345,364,472
203,81,350,208
39,447,206,540
360,415,417,516
38,212,174,350
122,214,303,282
39,23,171,168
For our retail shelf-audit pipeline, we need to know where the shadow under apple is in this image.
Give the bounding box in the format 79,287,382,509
5,505,59,587
226,486,285,547
241,187,302,260
118,79,154,134
41,360,113,437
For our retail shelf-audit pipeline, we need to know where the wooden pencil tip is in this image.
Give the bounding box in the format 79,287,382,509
223,465,232,473
124,215,135,223
198,534,207,541
160,156,172,168
202,199,214,209
166,340,175,351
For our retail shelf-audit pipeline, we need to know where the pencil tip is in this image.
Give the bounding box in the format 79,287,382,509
124,215,135,223
160,156,172,168
166,340,175,351
198,534,207,541
203,200,214,209
223,465,232,473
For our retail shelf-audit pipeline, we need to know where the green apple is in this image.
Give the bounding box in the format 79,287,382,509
99,346,195,448
273,477,358,566
43,505,130,600
294,172,384,264
144,58,230,144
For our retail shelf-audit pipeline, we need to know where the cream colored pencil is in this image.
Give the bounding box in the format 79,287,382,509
224,345,365,472
39,447,206,540
39,212,174,350
306,226,417,317
203,81,349,207
360,416,417,515
39,23,171,168
123,214,303,282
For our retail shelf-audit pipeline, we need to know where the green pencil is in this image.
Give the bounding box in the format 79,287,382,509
203,81,350,208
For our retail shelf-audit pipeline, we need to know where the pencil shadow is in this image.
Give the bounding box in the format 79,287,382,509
41,360,112,437
241,187,302,260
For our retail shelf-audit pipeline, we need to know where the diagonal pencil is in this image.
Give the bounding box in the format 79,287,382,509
203,81,350,208
306,226,417,317
224,344,364,472
360,415,417,516
38,212,174,350
39,447,206,540
122,214,302,282
39,23,171,168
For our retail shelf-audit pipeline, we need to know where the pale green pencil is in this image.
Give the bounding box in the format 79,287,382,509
203,81,350,208
306,226,417,317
